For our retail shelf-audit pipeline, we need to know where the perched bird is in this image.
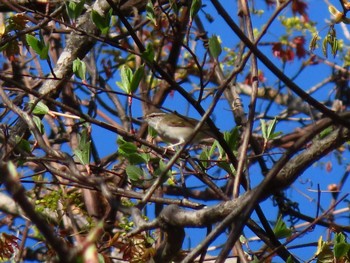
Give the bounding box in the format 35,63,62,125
142,109,217,147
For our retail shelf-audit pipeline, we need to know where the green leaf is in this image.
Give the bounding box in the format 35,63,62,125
286,256,296,263
66,0,86,20
266,117,277,138
208,139,218,157
130,64,144,93
140,152,151,163
273,216,292,239
260,119,267,139
142,43,155,63
333,233,350,259
117,65,133,94
224,127,239,152
146,0,157,25
199,148,210,169
15,135,31,153
25,34,49,60
155,160,171,178
334,242,350,259
117,137,138,156
33,115,45,134
72,58,86,80
260,118,281,140
126,165,144,181
74,128,91,165
91,9,111,34
208,35,222,58
315,236,333,262
190,0,202,20
128,153,147,165
29,101,49,115
334,232,346,244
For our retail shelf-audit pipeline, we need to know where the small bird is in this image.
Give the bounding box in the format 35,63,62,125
142,109,216,148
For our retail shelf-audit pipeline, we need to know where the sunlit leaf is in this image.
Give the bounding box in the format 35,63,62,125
15,135,31,153
273,216,292,239
25,34,49,60
74,127,91,165
73,58,87,80
29,101,49,115
130,64,144,93
66,0,86,20
126,165,144,181
33,115,45,134
146,0,157,25
208,35,222,58
199,148,210,169
142,43,155,63
91,9,112,34
190,0,202,20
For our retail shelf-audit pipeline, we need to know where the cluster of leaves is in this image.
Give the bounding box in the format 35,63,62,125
316,233,350,262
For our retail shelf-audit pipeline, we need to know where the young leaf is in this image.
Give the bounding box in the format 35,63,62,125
130,64,144,93
29,101,49,115
261,118,282,143
333,233,350,259
74,128,91,165
117,137,138,156
142,43,155,63
260,119,267,139
190,0,202,20
315,236,333,262
117,65,133,94
33,116,45,134
25,34,49,60
91,9,111,34
286,256,295,263
126,165,144,181
273,216,292,239
155,160,171,178
266,117,277,139
224,127,240,152
72,58,86,80
15,135,31,153
66,0,86,20
146,1,157,25
209,35,222,58
199,148,210,169
127,153,147,165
